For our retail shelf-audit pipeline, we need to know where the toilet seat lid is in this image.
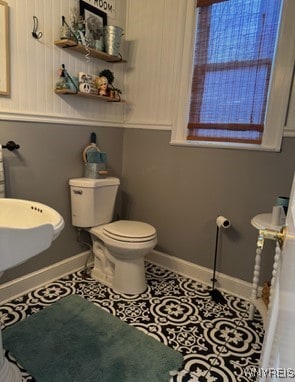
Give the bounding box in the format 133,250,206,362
103,221,157,242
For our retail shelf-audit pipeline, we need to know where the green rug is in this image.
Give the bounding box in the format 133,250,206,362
3,295,183,382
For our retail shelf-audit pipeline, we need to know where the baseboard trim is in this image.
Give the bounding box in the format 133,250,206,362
0,251,92,304
147,250,253,300
0,249,255,305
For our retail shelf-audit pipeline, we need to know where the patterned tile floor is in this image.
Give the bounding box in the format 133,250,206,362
0,263,264,381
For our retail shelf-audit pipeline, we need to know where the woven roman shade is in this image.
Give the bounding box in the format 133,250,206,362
188,0,282,144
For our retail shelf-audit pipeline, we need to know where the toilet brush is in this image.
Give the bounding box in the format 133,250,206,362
209,216,231,304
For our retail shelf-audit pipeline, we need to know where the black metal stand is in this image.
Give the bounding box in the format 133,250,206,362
209,225,227,304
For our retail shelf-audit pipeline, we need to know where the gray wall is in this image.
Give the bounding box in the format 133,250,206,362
121,129,295,283
0,120,124,283
1,122,294,285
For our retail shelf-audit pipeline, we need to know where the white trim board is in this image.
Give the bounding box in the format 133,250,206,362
0,251,93,304
147,250,254,300
0,249,258,306
147,251,267,324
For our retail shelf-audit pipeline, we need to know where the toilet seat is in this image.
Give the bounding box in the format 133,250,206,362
103,220,157,243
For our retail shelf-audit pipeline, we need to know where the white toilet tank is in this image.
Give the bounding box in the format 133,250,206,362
69,177,120,228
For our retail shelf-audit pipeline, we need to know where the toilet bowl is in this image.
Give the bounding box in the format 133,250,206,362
69,177,157,295
90,220,157,294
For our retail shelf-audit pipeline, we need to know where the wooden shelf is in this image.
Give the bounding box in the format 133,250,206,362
54,39,126,63
55,89,124,102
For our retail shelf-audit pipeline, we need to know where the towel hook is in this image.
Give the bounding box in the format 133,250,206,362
2,141,20,151
32,16,43,40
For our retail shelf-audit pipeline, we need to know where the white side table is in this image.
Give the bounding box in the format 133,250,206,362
251,213,283,231
249,214,283,320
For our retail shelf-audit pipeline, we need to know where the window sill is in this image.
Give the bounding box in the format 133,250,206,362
169,139,281,152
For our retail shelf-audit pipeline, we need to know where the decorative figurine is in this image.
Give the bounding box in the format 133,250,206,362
98,69,122,99
55,65,70,89
96,76,110,96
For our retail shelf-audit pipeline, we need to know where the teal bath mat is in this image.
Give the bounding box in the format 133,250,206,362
3,295,183,382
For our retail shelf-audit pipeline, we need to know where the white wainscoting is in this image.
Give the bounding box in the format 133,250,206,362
124,0,185,130
0,0,126,126
1,0,293,136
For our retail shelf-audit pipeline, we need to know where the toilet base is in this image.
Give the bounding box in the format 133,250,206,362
91,266,112,288
91,255,147,295
89,228,156,295
112,256,147,295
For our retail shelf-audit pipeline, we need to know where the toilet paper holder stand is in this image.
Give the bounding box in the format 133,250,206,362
209,216,231,305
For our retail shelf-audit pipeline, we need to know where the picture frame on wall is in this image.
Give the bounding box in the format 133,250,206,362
0,0,10,96
80,1,107,50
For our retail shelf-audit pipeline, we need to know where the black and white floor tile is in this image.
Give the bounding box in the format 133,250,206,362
0,263,264,381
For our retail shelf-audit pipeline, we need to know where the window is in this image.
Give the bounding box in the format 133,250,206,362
171,0,295,151
188,0,282,145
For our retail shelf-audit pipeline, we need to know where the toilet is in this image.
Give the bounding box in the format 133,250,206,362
69,177,157,294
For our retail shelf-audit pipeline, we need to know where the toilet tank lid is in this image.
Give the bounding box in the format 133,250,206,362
69,177,120,188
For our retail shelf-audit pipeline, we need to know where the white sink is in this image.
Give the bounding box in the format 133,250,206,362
0,198,65,382
0,198,65,273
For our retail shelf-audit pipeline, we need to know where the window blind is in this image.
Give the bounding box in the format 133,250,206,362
187,0,282,144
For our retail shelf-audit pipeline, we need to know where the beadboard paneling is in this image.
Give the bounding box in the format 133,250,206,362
0,0,126,126
124,0,185,129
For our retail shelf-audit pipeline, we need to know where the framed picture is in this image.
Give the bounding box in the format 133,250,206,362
0,0,9,96
80,1,107,47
